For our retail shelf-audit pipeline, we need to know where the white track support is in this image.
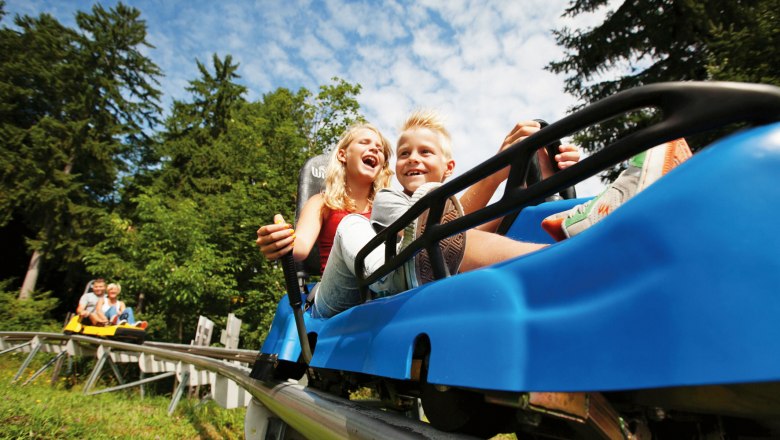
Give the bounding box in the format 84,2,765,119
245,398,281,440
83,347,112,394
176,361,215,387
0,339,32,356
213,366,252,409
139,352,177,374
104,345,140,364
191,316,214,347
65,339,96,357
220,313,241,350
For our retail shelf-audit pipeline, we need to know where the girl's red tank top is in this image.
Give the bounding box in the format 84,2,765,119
317,209,371,272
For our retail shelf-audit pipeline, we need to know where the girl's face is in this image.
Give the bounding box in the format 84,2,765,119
107,287,118,298
338,128,387,184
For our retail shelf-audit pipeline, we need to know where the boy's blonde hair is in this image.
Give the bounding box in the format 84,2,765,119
323,123,393,212
398,109,453,160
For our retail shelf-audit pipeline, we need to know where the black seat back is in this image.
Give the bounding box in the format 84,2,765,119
295,154,329,278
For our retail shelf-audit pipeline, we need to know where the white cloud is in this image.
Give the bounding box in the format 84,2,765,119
4,0,608,197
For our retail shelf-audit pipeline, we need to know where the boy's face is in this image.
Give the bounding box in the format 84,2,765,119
396,127,455,194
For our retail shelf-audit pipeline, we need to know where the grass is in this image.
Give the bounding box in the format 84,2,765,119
1,350,520,439
0,352,245,439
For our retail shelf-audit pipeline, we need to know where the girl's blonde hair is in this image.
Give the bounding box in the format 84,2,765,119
399,109,453,160
107,283,121,294
323,123,393,212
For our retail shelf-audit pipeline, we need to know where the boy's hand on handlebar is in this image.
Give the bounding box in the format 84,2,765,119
554,144,580,169
256,214,295,261
499,120,541,153
499,120,581,173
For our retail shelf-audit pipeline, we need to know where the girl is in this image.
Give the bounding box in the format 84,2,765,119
96,283,148,329
255,123,394,306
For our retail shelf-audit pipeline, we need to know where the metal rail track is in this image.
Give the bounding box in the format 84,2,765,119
0,331,470,439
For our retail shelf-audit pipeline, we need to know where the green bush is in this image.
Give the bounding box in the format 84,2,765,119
0,279,61,332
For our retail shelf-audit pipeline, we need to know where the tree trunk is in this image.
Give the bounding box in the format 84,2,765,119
19,159,74,300
19,249,43,300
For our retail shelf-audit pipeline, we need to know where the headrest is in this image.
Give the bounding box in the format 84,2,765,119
296,154,329,277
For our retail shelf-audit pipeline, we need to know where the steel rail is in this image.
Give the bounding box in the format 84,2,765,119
1,331,471,439
0,332,257,364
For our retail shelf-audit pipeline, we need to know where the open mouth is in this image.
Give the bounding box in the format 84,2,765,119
362,156,378,168
405,170,425,176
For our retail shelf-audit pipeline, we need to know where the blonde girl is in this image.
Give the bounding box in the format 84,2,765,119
256,123,393,271
96,282,148,329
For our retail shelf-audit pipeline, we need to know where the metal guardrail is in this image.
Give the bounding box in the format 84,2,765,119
0,331,471,439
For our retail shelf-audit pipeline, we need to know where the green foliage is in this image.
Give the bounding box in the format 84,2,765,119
303,77,364,153
0,2,162,290
548,0,780,180
85,58,363,344
0,280,60,331
706,0,780,85
1,2,364,346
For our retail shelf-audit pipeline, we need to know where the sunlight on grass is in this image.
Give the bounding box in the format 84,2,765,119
0,353,244,439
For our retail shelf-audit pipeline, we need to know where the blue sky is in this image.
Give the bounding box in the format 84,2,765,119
4,0,612,195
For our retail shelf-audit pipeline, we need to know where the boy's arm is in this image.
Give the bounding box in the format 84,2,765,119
370,189,412,232
460,121,580,233
459,121,540,231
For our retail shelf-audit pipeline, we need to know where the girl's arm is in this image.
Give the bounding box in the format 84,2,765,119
256,194,324,262
118,301,126,314
291,194,325,262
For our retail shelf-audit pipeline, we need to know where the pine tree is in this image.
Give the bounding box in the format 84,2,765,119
548,0,780,180
0,3,161,298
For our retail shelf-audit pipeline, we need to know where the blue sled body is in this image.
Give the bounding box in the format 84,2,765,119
261,122,780,394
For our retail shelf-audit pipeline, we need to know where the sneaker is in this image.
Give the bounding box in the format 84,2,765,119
117,319,128,326
403,182,467,287
135,321,148,330
542,138,692,241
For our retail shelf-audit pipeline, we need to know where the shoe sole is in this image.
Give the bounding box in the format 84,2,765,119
414,196,466,285
640,138,692,188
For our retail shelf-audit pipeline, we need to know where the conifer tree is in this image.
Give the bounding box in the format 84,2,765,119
0,3,161,298
548,0,779,180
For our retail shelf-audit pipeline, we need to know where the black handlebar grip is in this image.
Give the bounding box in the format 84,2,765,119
282,253,302,309
534,119,562,172
535,118,576,200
